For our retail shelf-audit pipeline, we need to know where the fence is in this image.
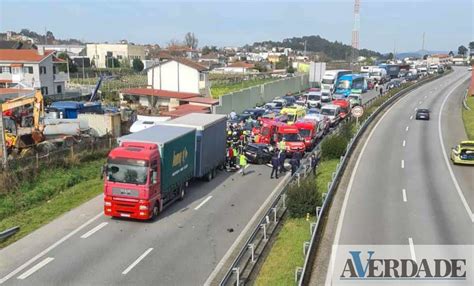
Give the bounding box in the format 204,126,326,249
1,136,116,173
213,74,310,114
297,73,446,286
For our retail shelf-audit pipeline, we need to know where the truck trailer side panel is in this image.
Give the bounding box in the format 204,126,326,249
160,130,196,194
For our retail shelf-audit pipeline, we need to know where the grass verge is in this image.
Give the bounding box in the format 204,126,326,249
255,159,339,286
0,159,104,248
210,78,277,98
462,94,474,140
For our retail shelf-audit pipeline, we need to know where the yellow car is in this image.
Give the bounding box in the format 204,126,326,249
280,106,306,124
451,141,474,165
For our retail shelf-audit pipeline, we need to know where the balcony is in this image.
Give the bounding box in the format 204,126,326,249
54,72,69,82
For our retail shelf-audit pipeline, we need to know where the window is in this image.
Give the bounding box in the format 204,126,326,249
41,86,48,95
53,66,57,74
1,66,11,73
40,66,47,74
22,67,33,74
56,85,62,94
199,73,206,81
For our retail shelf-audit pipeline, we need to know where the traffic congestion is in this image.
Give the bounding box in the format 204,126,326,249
225,66,440,178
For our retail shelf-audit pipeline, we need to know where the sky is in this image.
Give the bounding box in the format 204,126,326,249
0,0,472,53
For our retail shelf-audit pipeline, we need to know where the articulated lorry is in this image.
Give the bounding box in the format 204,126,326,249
103,113,226,220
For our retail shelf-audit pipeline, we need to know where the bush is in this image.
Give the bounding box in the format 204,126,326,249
320,134,348,160
287,177,321,218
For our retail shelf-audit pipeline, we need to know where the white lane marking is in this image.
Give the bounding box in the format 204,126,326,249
402,189,407,202
122,248,153,275
418,101,422,105
17,257,54,280
408,237,417,262
410,115,413,120
0,212,102,284
80,222,108,239
194,196,213,210
438,76,474,223
424,95,427,99
326,96,401,285
205,171,292,285
415,107,418,111
402,140,406,147
401,160,405,169
405,126,409,131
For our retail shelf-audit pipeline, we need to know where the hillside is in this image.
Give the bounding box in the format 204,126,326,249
252,35,382,60
2,29,83,45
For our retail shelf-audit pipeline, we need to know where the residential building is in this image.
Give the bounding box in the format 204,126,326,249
86,43,145,68
120,58,211,115
212,62,256,74
37,44,85,57
0,48,68,96
427,54,451,66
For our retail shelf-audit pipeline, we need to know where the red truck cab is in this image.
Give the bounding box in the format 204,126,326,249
276,124,306,156
104,142,161,220
256,119,284,145
332,99,351,119
294,120,317,150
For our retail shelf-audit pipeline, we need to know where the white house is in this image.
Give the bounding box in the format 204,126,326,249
147,58,209,95
211,61,257,74
0,48,68,96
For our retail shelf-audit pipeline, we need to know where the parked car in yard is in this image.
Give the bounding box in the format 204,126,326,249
244,143,274,164
415,109,430,120
451,141,474,165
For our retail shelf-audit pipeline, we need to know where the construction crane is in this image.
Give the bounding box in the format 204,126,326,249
1,90,45,152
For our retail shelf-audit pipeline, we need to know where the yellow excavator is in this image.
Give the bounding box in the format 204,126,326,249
1,90,45,154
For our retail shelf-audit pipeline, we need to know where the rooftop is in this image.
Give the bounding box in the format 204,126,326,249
180,96,219,105
161,104,210,118
228,62,255,69
0,49,54,63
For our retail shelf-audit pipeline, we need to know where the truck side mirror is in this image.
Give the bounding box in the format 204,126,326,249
100,164,107,179
152,171,158,184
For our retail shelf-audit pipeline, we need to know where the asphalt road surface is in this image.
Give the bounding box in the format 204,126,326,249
325,67,473,284
0,85,407,286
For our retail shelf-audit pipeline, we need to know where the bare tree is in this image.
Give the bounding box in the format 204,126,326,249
184,32,198,50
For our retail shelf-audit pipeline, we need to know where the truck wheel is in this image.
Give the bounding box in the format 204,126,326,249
206,172,213,182
151,201,161,220
257,158,263,165
211,168,216,178
178,187,186,201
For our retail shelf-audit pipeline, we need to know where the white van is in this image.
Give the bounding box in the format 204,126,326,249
369,68,388,83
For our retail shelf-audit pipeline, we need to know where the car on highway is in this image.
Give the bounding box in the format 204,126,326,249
451,141,474,165
321,104,342,126
348,94,362,107
242,108,266,119
415,108,430,120
244,143,274,164
307,91,322,108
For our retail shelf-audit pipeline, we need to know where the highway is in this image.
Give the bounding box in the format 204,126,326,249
0,86,391,286
323,67,473,284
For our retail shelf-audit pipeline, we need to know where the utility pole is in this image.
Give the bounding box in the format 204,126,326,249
304,40,307,57
422,32,425,51
351,0,360,71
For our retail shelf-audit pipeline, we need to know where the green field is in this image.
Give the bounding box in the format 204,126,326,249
0,159,104,248
462,94,474,140
255,159,339,286
210,78,277,98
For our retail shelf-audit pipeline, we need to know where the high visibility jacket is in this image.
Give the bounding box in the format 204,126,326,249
239,154,247,166
278,140,286,151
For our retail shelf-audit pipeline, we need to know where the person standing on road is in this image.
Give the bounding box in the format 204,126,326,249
294,151,302,168
270,154,279,179
239,153,248,176
278,139,286,152
290,157,298,176
379,86,383,97
278,149,286,173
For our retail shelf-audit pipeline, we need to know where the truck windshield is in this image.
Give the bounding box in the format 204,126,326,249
337,80,351,89
299,129,311,137
287,114,297,122
282,133,300,142
107,158,149,185
321,109,336,116
322,78,334,84
370,72,380,77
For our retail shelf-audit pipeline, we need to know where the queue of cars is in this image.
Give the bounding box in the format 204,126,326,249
228,86,361,165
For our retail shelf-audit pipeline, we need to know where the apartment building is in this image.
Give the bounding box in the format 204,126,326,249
0,48,68,96
86,43,146,68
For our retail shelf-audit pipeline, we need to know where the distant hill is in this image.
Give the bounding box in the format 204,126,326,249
251,35,382,61
2,29,83,45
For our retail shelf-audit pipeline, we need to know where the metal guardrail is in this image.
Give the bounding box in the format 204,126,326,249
463,90,471,111
297,73,447,286
0,226,20,242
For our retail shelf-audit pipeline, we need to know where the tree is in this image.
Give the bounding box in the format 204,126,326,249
184,32,198,50
106,57,120,68
201,46,211,55
458,45,468,56
254,62,268,73
423,54,428,60
132,58,144,72
386,52,394,60
469,42,474,50
57,52,77,73
449,51,454,57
